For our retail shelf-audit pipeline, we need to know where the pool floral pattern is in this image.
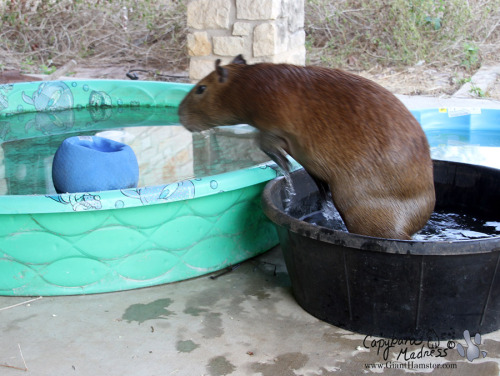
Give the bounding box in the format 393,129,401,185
47,192,103,211
22,81,74,111
121,181,195,205
89,90,112,107
0,84,13,111
45,181,200,211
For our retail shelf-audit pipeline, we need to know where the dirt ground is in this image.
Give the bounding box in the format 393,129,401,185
65,62,500,101
3,60,499,101
358,65,500,101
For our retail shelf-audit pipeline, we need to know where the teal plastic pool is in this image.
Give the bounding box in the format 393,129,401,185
0,80,303,296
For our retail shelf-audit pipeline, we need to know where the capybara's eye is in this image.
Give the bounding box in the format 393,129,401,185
196,85,207,94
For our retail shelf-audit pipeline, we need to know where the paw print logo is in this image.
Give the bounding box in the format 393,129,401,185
456,330,487,362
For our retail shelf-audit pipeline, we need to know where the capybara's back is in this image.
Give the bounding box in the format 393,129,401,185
179,56,435,239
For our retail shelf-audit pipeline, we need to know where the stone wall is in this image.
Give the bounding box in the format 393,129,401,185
186,0,305,81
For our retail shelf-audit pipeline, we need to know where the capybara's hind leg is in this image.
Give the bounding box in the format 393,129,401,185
341,205,412,240
346,219,412,240
310,174,330,205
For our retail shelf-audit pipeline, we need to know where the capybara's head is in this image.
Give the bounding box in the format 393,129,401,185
178,55,247,132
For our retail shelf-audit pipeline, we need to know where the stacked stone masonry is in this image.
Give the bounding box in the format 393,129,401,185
186,0,305,81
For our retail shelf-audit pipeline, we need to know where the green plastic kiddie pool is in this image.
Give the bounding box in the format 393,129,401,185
0,80,301,296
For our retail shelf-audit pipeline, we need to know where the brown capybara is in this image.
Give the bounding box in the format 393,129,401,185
178,55,435,240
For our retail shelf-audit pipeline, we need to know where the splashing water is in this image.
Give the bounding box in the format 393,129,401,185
299,208,347,232
281,169,296,211
321,199,338,222
298,202,498,241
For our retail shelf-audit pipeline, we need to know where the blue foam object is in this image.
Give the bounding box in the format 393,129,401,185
52,136,139,193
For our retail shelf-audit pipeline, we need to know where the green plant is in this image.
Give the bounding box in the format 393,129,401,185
455,76,471,86
424,16,442,30
39,63,57,75
461,42,481,71
469,82,485,97
20,57,34,73
305,0,500,70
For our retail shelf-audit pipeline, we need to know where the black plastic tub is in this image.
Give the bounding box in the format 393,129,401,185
262,160,500,339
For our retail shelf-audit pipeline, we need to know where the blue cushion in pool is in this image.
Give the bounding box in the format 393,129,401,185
52,136,139,193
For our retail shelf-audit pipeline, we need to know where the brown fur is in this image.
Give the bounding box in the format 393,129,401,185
178,56,435,240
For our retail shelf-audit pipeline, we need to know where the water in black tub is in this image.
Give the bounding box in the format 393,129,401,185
413,211,500,241
300,206,500,241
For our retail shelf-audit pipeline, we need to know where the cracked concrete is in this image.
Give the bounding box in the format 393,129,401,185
453,65,500,99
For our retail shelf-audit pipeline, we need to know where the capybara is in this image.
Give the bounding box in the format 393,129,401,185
178,55,435,240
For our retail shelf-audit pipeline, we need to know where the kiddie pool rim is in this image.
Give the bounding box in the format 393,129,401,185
0,80,302,214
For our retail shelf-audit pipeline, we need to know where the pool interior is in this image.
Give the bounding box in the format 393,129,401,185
0,106,270,195
1,106,500,197
427,129,500,169
414,108,500,169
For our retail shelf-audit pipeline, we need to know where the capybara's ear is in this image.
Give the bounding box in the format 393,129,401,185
232,54,247,65
215,59,228,83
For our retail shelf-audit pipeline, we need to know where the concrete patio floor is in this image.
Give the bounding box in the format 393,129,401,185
1,95,500,376
1,245,500,376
